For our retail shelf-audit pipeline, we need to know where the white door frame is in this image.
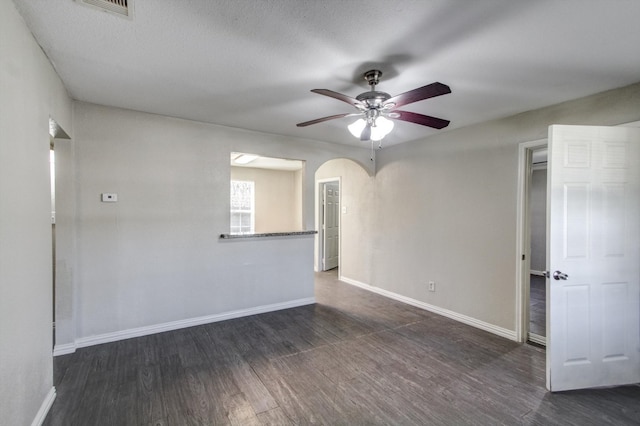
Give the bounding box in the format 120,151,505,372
315,177,341,273
515,120,640,343
515,138,548,343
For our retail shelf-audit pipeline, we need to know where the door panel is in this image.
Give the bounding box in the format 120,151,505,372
322,182,339,270
547,125,640,392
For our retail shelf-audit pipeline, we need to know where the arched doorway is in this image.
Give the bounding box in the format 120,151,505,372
314,158,373,285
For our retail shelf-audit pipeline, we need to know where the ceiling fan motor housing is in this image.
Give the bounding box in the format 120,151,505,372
356,90,391,109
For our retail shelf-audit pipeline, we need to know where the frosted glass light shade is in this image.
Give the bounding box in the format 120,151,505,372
348,119,366,138
371,116,394,141
347,117,394,141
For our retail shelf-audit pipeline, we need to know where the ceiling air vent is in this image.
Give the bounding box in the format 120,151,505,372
77,0,133,18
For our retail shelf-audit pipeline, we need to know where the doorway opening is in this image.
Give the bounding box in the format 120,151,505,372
49,117,70,348
317,179,340,272
528,148,547,345
516,139,548,345
50,145,56,345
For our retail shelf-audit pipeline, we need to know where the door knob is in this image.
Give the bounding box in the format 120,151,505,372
553,270,568,280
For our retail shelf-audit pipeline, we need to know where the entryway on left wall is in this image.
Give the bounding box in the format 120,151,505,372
49,117,70,348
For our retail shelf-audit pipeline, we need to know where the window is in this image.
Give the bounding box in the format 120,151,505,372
230,180,255,234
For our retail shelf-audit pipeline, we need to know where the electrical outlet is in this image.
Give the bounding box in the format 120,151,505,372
428,281,436,292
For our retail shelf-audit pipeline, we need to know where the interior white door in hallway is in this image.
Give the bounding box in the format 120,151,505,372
322,182,339,271
547,125,640,392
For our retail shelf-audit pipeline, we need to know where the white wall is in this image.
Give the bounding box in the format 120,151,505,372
293,168,303,231
57,102,372,347
231,166,302,233
0,1,72,425
530,167,547,272
315,159,374,284
372,82,640,333
54,135,77,348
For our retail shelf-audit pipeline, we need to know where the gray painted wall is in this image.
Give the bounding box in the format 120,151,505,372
55,101,372,347
0,1,72,424
372,82,640,331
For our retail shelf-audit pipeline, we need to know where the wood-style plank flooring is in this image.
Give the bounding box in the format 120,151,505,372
529,275,546,337
45,270,640,425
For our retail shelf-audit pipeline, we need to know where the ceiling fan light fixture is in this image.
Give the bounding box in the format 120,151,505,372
371,116,394,141
348,117,394,141
348,119,366,138
297,69,451,143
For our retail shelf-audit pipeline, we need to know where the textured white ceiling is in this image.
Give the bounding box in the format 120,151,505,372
13,0,640,147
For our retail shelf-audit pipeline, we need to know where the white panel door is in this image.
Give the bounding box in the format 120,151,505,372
323,182,339,270
547,125,640,392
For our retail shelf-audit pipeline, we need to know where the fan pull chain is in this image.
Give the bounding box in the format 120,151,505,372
369,139,383,161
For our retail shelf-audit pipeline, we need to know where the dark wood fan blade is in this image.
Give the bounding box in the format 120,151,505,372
360,124,371,141
385,82,451,109
392,110,450,129
296,113,360,127
311,89,365,108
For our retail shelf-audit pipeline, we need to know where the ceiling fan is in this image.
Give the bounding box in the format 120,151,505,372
297,70,451,141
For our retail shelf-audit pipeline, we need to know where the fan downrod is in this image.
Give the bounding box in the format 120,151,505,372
363,70,383,88
356,70,391,107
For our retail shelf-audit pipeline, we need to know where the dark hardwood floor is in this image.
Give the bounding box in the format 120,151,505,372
529,275,546,337
45,270,640,425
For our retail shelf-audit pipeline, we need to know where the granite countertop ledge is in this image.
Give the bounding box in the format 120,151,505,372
220,230,317,239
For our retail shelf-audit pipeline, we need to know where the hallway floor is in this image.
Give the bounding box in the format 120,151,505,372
529,275,546,337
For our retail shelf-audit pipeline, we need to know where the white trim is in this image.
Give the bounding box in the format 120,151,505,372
530,270,546,277
531,162,547,171
340,276,517,341
31,387,56,426
59,298,315,351
528,332,547,346
53,342,77,356
515,138,548,343
315,177,341,274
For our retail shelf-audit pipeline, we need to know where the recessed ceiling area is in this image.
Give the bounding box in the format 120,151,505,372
13,0,640,147
230,153,304,171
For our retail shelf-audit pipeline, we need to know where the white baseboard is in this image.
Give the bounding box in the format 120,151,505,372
339,275,517,341
53,342,77,357
31,387,56,426
528,332,547,346
61,297,315,353
530,270,546,277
